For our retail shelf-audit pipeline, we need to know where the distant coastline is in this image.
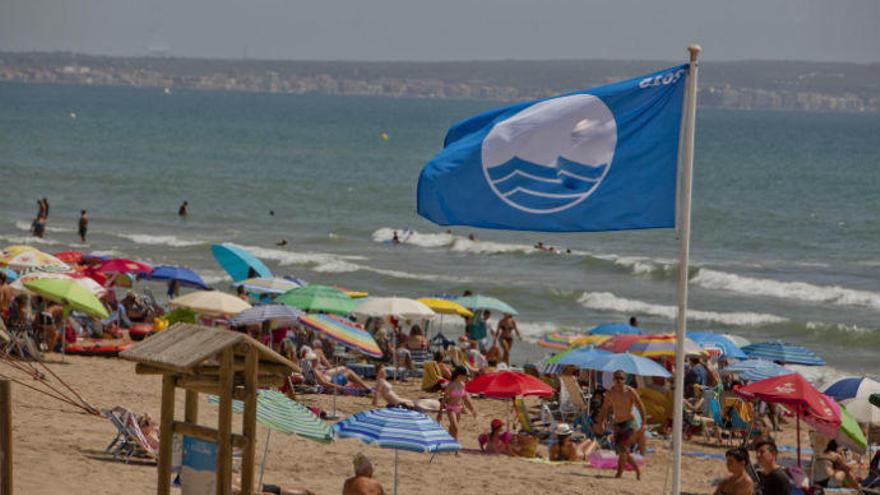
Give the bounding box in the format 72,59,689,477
1,51,878,113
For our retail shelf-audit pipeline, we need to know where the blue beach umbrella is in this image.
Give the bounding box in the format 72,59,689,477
228,304,304,327
0,267,17,282
145,265,209,289
541,346,612,375
720,359,795,382
687,331,748,360
333,407,460,495
741,341,825,366
582,352,672,378
587,322,643,336
823,376,880,402
210,243,272,282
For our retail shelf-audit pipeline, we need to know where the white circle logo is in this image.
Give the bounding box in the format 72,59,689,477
481,94,617,214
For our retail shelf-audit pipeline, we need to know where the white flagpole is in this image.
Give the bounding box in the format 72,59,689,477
671,43,701,495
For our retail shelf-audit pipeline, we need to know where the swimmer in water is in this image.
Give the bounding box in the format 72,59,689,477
392,231,401,244
468,234,476,241
277,239,288,247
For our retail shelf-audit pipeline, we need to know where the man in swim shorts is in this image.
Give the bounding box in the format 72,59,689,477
597,370,647,480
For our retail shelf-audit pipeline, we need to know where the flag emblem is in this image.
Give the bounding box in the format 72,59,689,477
481,94,617,214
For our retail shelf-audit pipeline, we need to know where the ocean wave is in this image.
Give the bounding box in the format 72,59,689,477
116,233,205,248
517,321,565,343
0,234,62,246
804,321,880,346
200,270,232,285
691,268,880,311
577,291,788,326
372,227,455,249
14,220,74,234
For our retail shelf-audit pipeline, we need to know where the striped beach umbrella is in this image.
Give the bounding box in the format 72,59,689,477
584,352,672,378
1,249,70,273
541,346,613,375
228,304,304,327
233,276,304,295
687,331,748,359
720,359,795,383
209,390,334,491
823,376,880,402
628,333,706,358
537,330,577,350
333,407,460,495
741,341,825,366
298,313,382,358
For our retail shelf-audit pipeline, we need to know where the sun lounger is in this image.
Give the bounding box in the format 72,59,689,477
103,406,158,463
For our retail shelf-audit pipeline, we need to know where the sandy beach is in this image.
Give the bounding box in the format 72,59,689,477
7,354,809,495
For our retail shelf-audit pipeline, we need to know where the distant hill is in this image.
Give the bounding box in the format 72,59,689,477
1,51,878,113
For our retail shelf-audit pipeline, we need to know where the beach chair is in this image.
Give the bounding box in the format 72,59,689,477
421,361,444,392
513,397,552,439
103,407,158,463
558,375,590,421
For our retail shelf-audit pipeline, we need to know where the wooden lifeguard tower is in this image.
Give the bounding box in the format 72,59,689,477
120,323,299,495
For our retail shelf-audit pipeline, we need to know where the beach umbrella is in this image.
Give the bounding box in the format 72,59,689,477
0,267,17,282
737,373,840,465
211,243,272,282
871,393,880,409
333,407,460,495
741,341,825,366
145,265,208,289
584,352,672,378
233,277,303,295
1,245,39,256
228,304,304,327
416,297,473,317
97,258,153,275
454,295,518,315
13,272,107,298
537,330,578,350
587,322,643,336
839,398,880,426
208,390,334,491
298,313,383,358
597,333,644,353
723,334,751,348
823,376,880,402
687,331,748,359
170,290,251,317
833,401,867,450
54,250,84,264
541,346,613,375
1,250,70,273
353,297,436,319
23,278,109,319
465,370,554,398
628,333,706,358
275,284,356,316
720,359,795,382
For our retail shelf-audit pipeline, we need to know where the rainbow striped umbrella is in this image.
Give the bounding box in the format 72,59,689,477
627,333,706,358
537,330,577,350
298,313,382,358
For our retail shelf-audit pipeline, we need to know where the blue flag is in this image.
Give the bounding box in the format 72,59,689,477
417,64,689,232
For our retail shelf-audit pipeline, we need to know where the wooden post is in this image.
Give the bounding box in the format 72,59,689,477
217,349,234,495
185,390,199,425
1,380,12,495
157,374,176,495
240,347,258,495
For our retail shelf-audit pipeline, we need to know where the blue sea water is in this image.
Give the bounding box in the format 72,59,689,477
1,81,878,378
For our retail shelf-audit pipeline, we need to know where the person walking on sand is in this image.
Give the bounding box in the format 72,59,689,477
343,453,385,495
438,366,477,442
178,200,188,216
78,210,89,242
494,313,521,365
596,370,647,480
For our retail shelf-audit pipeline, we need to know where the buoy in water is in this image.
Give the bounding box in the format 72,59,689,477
69,112,77,119
380,132,389,141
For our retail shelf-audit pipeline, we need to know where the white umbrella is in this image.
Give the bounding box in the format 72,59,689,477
170,290,251,317
722,333,751,349
352,297,436,319
842,398,880,426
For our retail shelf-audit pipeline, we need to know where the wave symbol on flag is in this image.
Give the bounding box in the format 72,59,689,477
481,94,617,214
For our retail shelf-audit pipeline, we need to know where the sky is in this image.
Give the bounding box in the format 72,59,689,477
2,0,879,63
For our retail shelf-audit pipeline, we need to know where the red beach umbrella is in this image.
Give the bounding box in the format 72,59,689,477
465,371,554,398
54,250,84,264
736,373,840,465
97,258,153,275
597,334,643,353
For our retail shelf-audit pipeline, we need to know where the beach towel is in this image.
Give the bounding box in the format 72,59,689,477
588,450,645,471
682,451,726,460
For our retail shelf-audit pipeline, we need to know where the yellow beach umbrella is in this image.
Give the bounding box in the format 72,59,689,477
331,285,369,299
171,290,252,317
1,245,39,257
0,249,70,273
416,297,474,318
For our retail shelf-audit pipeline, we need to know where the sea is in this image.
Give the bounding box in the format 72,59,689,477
1,81,878,383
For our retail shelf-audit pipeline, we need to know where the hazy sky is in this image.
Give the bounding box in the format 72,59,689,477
2,0,878,63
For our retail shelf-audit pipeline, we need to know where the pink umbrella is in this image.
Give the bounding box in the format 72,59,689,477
97,258,153,275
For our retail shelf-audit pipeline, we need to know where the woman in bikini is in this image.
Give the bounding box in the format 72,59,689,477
548,423,598,461
437,366,477,441
494,314,521,365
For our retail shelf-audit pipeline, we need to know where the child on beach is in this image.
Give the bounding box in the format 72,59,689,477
437,366,477,441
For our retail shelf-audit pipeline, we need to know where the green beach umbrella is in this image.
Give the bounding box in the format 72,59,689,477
837,403,867,450
275,284,356,316
24,278,109,319
454,294,518,315
209,390,334,490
